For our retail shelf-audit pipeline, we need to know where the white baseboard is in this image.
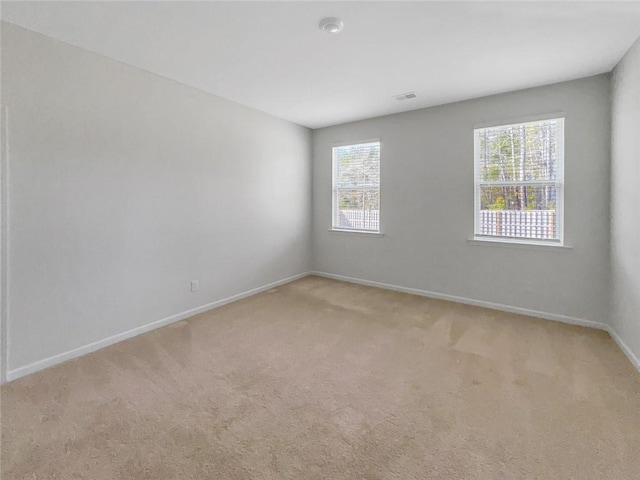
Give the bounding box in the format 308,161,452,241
311,271,609,330
6,270,638,381
311,271,640,373
606,326,640,373
6,272,311,382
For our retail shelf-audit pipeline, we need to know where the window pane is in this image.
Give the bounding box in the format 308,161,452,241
478,185,558,239
335,189,379,231
478,120,560,183
335,143,380,188
333,141,380,232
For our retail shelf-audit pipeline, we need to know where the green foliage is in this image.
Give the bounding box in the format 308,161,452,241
488,196,506,210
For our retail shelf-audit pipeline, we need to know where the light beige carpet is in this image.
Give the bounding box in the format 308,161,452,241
1,276,639,479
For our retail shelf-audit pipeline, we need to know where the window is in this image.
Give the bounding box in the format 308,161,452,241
474,118,564,244
332,141,380,233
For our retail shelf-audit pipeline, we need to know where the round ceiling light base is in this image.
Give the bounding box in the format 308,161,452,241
319,17,344,34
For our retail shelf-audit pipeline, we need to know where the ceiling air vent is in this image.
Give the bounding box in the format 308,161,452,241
394,92,417,101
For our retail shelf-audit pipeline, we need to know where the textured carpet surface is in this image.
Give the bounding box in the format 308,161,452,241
1,276,640,479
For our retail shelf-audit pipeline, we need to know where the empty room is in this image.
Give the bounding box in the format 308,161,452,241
1,1,639,478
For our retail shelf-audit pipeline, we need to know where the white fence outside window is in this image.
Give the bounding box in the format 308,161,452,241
478,210,556,239
337,209,556,240
337,209,380,231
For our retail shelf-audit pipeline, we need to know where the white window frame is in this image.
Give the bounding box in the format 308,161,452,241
473,116,565,246
331,140,381,234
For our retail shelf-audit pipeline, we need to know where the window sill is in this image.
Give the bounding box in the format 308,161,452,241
328,228,384,237
468,237,572,251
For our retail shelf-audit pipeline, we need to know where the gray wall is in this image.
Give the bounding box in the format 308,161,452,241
611,37,640,364
312,75,611,324
1,22,311,372
2,20,630,378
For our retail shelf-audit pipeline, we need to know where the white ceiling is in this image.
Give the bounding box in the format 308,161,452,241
2,1,640,128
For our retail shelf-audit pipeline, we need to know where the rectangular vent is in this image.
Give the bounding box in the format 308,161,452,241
393,92,418,101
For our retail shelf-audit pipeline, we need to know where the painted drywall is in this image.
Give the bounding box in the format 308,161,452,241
1,105,7,383
1,22,312,373
611,37,640,365
312,75,611,325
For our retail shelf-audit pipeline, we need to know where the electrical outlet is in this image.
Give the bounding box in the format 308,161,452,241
191,280,199,292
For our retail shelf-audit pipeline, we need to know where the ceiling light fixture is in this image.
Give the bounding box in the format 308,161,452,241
319,17,344,34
